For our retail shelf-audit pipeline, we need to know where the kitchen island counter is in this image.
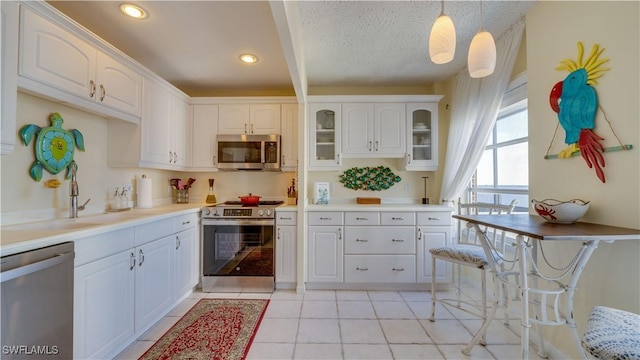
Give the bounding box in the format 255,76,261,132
1,203,203,256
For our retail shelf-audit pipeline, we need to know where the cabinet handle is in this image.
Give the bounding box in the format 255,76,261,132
182,220,190,225
355,217,368,221
428,217,441,221
129,252,135,270
418,228,422,241
251,123,254,134
280,217,292,220
392,268,405,272
392,239,404,242
176,235,181,250
89,80,96,98
338,228,342,240
407,153,411,165
173,152,178,163
244,123,248,133
356,239,368,242
169,151,173,163
368,141,372,152
337,153,341,165
277,227,281,240
319,217,332,220
391,217,405,221
138,249,144,267
100,84,106,101
212,155,217,166
281,155,285,166
356,267,368,271
375,140,379,151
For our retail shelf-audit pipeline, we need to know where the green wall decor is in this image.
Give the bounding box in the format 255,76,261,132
20,112,85,182
339,166,401,191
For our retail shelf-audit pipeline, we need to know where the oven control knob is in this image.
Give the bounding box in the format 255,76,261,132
203,208,210,216
213,209,219,216
258,209,264,216
266,209,273,216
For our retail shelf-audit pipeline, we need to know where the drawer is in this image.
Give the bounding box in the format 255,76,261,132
380,212,415,226
74,228,135,266
416,211,451,226
174,213,197,233
345,212,380,226
308,212,343,226
345,255,416,283
344,227,415,254
276,212,296,226
135,218,174,246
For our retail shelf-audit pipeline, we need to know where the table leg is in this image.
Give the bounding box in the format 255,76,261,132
516,234,530,359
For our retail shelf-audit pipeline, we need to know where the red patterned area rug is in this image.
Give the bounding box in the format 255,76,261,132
139,298,269,360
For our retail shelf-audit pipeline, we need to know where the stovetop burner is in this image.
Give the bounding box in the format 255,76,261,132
222,200,284,206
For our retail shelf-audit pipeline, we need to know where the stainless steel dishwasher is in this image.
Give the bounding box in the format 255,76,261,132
1,242,74,359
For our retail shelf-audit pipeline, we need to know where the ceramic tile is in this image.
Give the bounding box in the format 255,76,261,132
420,319,474,344
399,290,431,302
337,300,376,319
271,289,305,300
238,292,271,299
297,319,341,343
485,344,546,360
339,319,386,344
264,300,303,318
459,319,521,345
388,344,444,359
379,319,430,344
246,342,295,359
202,292,239,299
367,291,403,301
253,318,299,343
437,344,494,359
113,340,154,360
372,301,415,319
337,290,369,301
166,297,198,317
342,344,393,359
138,316,179,341
293,343,343,359
301,300,338,318
303,290,336,300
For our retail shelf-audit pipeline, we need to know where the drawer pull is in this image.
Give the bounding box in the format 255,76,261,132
391,217,405,220
391,239,404,242
279,217,292,220
392,268,405,272
182,220,191,225
319,217,332,220
356,239,368,242
356,267,368,271
129,252,135,270
355,217,368,221
428,217,441,221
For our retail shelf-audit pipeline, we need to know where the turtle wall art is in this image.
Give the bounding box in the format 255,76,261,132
20,112,85,182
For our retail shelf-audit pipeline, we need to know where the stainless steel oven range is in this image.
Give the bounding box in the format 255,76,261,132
201,200,283,292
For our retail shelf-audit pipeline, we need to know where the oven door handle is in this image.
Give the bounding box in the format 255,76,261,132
202,219,275,226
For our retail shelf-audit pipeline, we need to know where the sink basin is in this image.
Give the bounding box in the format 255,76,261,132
3,220,104,232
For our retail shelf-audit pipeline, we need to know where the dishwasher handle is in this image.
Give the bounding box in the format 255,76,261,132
1,251,74,283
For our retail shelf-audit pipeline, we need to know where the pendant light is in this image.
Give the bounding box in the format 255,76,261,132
468,1,496,78
429,0,456,64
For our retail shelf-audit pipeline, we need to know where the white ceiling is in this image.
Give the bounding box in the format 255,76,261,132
47,1,536,97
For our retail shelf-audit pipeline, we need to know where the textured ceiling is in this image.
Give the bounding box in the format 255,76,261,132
47,1,536,97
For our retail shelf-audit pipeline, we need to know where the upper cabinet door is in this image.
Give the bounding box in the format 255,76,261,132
280,104,298,171
308,103,342,170
250,104,281,134
96,51,142,117
20,7,97,99
374,103,406,157
404,103,439,171
1,0,19,155
140,77,172,166
341,103,374,156
218,104,250,134
191,104,219,169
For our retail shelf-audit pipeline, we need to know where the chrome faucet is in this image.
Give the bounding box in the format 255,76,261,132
69,163,90,218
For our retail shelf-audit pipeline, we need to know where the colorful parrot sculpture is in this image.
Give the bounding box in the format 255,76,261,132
549,42,610,183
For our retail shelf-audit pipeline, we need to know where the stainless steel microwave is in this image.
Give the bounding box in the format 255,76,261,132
216,134,280,171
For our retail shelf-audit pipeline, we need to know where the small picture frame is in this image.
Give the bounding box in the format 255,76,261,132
314,182,330,204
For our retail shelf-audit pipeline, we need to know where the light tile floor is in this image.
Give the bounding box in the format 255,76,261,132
115,288,545,360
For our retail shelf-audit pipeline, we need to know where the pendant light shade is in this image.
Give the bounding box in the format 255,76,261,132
468,30,496,78
429,14,456,64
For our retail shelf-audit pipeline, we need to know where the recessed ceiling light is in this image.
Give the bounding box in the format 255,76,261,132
119,3,148,19
239,54,258,64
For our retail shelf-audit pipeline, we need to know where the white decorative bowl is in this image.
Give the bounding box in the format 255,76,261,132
531,199,590,224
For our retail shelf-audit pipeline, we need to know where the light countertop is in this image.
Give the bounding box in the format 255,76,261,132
1,203,203,257
305,203,453,212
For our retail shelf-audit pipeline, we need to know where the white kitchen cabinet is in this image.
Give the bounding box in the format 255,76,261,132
218,104,281,135
280,103,298,171
171,95,190,167
173,214,199,300
191,104,219,169
1,1,18,155
341,103,405,157
308,103,342,170
19,6,142,121
276,210,297,287
404,103,439,171
307,225,343,283
416,210,452,283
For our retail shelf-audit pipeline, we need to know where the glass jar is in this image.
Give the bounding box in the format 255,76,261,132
176,189,189,203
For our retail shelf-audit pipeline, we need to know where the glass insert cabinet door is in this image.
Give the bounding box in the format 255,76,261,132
309,103,341,170
406,103,439,171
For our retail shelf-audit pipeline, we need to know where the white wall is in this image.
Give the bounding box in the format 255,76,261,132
526,1,639,357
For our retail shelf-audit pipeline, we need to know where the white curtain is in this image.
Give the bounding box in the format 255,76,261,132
439,19,525,206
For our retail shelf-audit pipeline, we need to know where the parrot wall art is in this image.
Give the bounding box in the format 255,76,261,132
549,42,610,183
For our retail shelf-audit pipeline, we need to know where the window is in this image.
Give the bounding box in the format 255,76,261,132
468,74,528,213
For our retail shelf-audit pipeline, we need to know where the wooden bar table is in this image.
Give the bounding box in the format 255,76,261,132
452,214,640,359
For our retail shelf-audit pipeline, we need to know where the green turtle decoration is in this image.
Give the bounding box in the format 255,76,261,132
339,166,401,191
20,112,85,182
